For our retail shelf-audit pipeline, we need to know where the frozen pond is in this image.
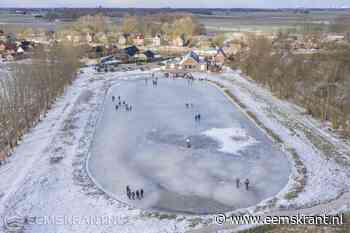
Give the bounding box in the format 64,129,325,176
88,78,290,214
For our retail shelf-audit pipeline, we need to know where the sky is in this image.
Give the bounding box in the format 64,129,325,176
1,0,350,9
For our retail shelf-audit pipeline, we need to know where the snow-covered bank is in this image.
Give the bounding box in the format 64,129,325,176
0,68,194,233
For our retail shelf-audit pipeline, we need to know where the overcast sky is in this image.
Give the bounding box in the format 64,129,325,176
1,0,349,8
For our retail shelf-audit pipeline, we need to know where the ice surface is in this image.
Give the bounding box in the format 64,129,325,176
88,78,290,214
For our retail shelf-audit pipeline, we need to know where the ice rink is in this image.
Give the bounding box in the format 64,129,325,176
88,77,290,214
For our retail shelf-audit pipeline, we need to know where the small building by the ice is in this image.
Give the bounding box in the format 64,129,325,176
17,47,24,54
133,34,145,46
0,42,6,54
143,50,155,61
118,34,128,46
179,51,207,72
124,45,139,58
153,34,161,47
213,48,227,65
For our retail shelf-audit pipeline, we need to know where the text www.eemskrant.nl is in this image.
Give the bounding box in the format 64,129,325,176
214,213,343,225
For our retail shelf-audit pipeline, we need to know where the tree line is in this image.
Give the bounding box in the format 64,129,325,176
63,13,205,45
231,34,350,136
0,42,81,156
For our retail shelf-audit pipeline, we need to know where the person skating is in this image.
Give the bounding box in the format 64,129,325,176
140,189,144,198
136,190,140,199
126,186,131,199
112,96,115,102
236,178,240,189
131,191,135,200
244,179,250,191
186,138,191,148
115,105,119,111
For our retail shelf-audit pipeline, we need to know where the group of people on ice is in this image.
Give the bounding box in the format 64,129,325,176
112,96,133,112
236,178,250,191
145,73,158,88
185,103,194,108
126,185,144,200
185,103,201,122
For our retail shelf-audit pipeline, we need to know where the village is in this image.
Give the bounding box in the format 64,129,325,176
1,8,350,233
1,13,350,73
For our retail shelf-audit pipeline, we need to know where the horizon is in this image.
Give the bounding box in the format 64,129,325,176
1,6,350,10
1,0,350,9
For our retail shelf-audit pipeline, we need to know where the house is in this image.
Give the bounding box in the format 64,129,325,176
20,41,32,51
172,35,185,47
89,45,106,58
6,33,16,44
133,34,145,46
124,45,139,57
46,30,55,41
223,41,243,56
0,42,5,54
213,48,227,65
107,45,119,55
153,34,161,47
86,33,94,43
5,43,17,54
0,30,4,41
118,34,128,46
17,47,24,54
143,50,155,61
95,32,108,44
179,51,207,72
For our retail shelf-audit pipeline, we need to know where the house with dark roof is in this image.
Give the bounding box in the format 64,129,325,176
123,45,140,63
143,50,155,61
179,51,207,71
124,45,139,57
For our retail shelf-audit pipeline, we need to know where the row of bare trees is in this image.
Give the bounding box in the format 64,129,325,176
62,13,205,46
231,35,350,136
0,42,81,156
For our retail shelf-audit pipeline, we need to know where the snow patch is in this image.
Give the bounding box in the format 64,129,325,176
203,127,258,155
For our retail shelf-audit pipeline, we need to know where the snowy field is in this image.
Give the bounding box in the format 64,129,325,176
88,78,290,214
0,67,349,233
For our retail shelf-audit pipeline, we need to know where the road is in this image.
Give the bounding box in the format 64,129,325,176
88,77,290,215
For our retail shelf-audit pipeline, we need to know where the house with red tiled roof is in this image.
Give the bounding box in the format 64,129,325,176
133,34,145,46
